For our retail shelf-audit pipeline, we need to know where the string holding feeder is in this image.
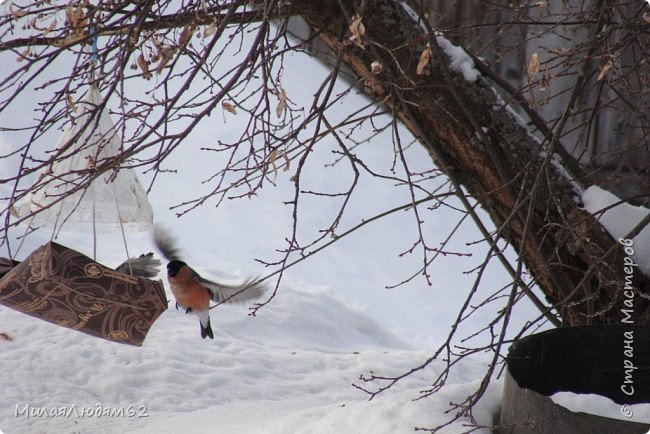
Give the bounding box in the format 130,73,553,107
88,25,98,80
90,27,98,62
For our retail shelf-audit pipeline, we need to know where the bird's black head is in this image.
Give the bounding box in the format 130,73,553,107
167,260,186,277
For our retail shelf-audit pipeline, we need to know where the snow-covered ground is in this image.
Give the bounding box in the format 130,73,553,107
0,280,502,434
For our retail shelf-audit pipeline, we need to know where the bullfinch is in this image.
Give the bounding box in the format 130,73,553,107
153,226,266,339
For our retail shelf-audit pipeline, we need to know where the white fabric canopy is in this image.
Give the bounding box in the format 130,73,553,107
14,86,153,233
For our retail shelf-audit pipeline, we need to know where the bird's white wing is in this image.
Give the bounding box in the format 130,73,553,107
197,274,267,304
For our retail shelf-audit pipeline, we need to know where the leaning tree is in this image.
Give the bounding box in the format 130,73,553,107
1,0,648,431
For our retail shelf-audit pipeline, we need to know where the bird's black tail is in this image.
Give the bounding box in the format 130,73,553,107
201,320,214,339
115,253,161,278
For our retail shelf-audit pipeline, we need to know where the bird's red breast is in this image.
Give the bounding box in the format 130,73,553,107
168,266,210,311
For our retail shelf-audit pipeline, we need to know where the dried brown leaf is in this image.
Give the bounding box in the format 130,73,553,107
349,13,365,37
55,4,87,48
156,45,176,74
179,24,195,46
348,13,365,47
416,45,431,76
65,4,86,38
276,88,287,118
222,101,237,115
268,148,279,180
527,52,539,79
137,53,152,80
0,332,13,342
597,59,613,81
203,19,218,38
283,152,290,172
66,93,77,113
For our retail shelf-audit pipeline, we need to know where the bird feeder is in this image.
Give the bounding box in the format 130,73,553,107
4,85,165,345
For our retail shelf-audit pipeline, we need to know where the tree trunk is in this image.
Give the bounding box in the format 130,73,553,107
296,0,649,325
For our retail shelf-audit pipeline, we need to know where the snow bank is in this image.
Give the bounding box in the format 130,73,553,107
582,185,650,276
0,282,498,434
551,391,650,424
